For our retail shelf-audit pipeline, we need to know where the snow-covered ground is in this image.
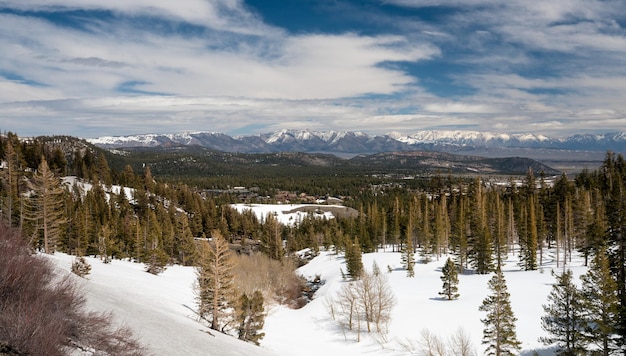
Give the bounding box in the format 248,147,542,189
47,247,587,356
40,194,587,355
62,176,135,203
47,253,274,356
264,250,587,356
231,203,341,226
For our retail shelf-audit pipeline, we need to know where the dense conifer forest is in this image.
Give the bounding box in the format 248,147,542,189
1,132,626,353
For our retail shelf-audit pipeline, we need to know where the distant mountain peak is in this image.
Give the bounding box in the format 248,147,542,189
87,129,626,159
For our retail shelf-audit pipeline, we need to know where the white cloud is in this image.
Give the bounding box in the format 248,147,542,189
1,0,625,137
0,9,437,103
423,102,497,114
0,0,273,35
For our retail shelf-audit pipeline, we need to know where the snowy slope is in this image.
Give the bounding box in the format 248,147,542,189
47,247,587,356
47,253,275,356
263,250,587,356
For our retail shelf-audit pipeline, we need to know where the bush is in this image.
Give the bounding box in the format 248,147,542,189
71,256,92,277
0,222,146,355
233,253,306,308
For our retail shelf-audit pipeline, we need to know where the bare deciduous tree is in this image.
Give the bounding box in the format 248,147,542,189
328,267,395,341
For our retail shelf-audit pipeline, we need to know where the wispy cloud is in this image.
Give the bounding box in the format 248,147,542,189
0,0,625,137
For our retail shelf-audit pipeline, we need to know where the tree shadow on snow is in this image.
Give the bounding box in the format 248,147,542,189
428,297,457,302
521,345,559,356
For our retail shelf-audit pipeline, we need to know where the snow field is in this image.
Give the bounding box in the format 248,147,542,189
263,249,588,356
47,242,589,355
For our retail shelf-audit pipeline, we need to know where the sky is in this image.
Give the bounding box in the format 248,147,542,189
1,0,625,139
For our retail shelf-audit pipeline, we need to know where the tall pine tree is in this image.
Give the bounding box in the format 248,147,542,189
540,269,585,355
519,195,538,270
439,257,460,300
401,230,415,277
196,230,236,331
237,290,265,345
24,157,67,254
345,236,363,280
479,267,521,356
580,249,620,355
600,152,626,342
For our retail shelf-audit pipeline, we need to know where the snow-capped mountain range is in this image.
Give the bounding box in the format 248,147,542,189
88,129,626,158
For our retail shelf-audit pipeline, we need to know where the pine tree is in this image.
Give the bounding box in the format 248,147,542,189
540,269,585,355
175,212,197,266
345,236,363,280
493,195,507,268
261,213,284,261
600,152,626,340
439,257,460,300
144,209,168,274
0,142,21,227
401,230,415,277
433,197,449,258
24,157,67,254
468,178,493,274
470,226,494,274
196,230,236,331
451,194,469,273
479,268,521,356
237,291,265,345
519,195,538,270
579,250,620,355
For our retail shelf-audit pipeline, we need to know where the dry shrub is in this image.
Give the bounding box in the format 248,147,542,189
0,222,146,355
233,253,306,307
71,256,92,277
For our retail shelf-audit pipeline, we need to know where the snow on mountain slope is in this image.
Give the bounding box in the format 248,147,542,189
47,244,588,356
393,130,551,145
87,129,626,155
47,253,275,356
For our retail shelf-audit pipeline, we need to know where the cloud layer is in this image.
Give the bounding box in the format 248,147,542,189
0,0,625,138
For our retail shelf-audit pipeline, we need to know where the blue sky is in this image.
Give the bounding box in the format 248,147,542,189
1,0,625,138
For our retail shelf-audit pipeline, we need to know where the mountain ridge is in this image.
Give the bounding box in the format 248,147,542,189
88,129,626,158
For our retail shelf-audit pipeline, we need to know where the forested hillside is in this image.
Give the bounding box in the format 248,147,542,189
1,132,626,354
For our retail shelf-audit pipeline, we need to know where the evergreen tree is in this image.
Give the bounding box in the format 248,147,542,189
345,236,364,280
470,226,494,274
451,194,469,273
237,291,265,345
493,194,507,268
401,230,415,277
540,269,585,356
175,212,197,265
433,197,449,258
600,152,626,340
24,157,67,253
439,257,460,300
519,195,538,270
144,209,168,274
96,152,112,187
580,250,620,355
468,178,493,274
196,230,236,331
479,268,521,356
0,142,21,227
261,213,284,261
391,196,401,251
